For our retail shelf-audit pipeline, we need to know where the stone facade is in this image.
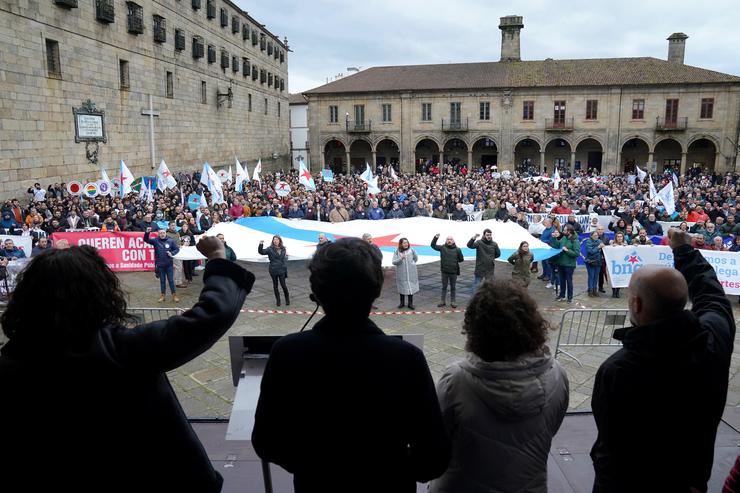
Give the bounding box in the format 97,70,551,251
0,0,289,198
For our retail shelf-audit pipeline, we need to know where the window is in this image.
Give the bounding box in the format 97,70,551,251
220,8,228,28
267,41,273,56
329,105,338,123
220,50,229,70
421,102,432,121
242,24,249,41
153,15,166,43
700,98,714,119
174,29,185,51
278,102,281,118
248,93,252,112
165,71,173,99
126,2,143,34
382,104,392,122
450,102,461,124
279,78,284,91
632,99,645,119
191,0,200,10
522,100,534,120
232,55,238,73
279,50,284,63
119,59,129,89
201,81,206,104
268,72,273,87
206,0,215,19
259,34,266,51
264,97,268,115
260,69,266,84
95,0,115,24
192,37,204,59
232,16,240,34
479,101,490,120
553,101,566,124
354,104,365,123
45,39,61,78
54,0,78,7
251,30,258,46
242,57,250,77
665,98,679,125
586,100,598,120
207,44,216,63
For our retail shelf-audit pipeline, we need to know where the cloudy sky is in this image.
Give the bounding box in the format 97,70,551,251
235,0,740,94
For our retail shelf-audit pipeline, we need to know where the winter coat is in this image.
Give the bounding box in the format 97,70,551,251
553,235,579,268
431,236,464,275
431,351,569,493
258,243,288,276
507,251,533,286
466,237,501,278
0,247,26,260
392,248,419,295
143,232,179,268
591,246,735,492
224,243,237,262
644,220,663,235
584,238,604,265
0,259,255,493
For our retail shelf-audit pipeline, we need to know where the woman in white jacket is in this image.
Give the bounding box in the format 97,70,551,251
392,238,419,310
430,279,569,493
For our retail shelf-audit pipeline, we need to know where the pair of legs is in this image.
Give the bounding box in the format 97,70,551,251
271,273,289,306
598,260,607,293
440,272,458,307
540,260,552,281
472,271,493,293
557,266,574,301
586,264,600,296
398,294,415,310
157,265,178,302
183,260,196,282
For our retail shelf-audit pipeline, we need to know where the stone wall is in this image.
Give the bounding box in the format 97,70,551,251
0,0,290,198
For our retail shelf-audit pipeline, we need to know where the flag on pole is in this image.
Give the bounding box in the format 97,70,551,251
205,164,225,205
227,165,233,184
672,172,679,188
656,181,676,215
252,159,262,183
101,166,111,183
360,163,374,183
390,166,399,181
235,158,248,192
552,167,561,190
298,159,316,191
200,162,211,188
119,160,134,197
635,165,647,183
146,178,154,203
648,175,658,201
360,164,380,195
156,159,177,191
199,192,208,208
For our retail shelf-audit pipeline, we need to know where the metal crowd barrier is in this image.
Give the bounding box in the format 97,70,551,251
554,309,628,366
126,307,187,325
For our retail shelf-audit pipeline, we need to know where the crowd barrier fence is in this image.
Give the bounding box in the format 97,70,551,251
554,309,628,366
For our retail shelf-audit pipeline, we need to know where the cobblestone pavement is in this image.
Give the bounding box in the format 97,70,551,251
99,259,740,418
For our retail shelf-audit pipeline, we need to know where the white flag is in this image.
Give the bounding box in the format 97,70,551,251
672,172,679,188
636,165,647,183
390,166,398,181
367,175,380,195
298,159,316,191
656,181,676,215
156,159,177,191
648,175,658,201
119,160,135,197
205,164,225,205
360,163,374,184
101,166,111,183
252,159,262,183
199,192,208,208
227,165,233,184
235,158,248,192
552,168,561,191
200,163,211,188
146,178,154,203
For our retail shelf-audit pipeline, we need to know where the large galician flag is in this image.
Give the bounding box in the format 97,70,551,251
174,216,560,266
298,159,316,191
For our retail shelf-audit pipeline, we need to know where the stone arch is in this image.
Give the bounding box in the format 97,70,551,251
687,137,719,173
544,135,573,149
348,136,373,148
349,139,373,172
442,137,468,165
514,137,542,174
323,138,347,174
442,136,470,149
413,135,442,149
651,136,685,154
471,135,499,168
372,135,400,151
322,135,347,149
620,134,652,152
688,134,720,150
544,137,572,174
513,134,543,148
374,138,400,168
575,138,604,172
620,137,650,173
652,137,683,173
574,134,606,150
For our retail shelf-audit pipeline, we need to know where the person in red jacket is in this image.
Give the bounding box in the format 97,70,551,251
551,199,573,215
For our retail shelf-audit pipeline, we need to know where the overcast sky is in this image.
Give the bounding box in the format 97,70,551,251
234,0,740,94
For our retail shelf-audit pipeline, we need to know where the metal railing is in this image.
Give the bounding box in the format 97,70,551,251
441,117,468,131
545,117,575,131
554,309,628,366
126,307,187,325
346,120,371,133
656,116,688,131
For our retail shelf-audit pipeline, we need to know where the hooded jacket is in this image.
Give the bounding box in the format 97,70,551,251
466,237,501,278
431,351,569,493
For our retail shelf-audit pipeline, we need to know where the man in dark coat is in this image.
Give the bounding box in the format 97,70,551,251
591,228,735,492
431,233,464,308
466,228,501,291
252,238,450,493
0,237,255,492
144,228,180,302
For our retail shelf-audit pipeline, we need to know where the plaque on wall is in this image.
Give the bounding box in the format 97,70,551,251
73,99,107,143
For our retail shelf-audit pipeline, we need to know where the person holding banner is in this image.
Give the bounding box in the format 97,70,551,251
590,229,735,493
258,235,290,306
553,226,579,303
144,228,180,303
609,232,629,298
584,231,605,297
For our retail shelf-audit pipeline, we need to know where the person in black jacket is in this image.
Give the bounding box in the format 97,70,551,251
431,234,464,308
252,238,450,493
590,228,735,492
258,235,290,306
0,237,254,493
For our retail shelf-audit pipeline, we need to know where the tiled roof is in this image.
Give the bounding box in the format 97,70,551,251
288,93,308,104
304,57,740,95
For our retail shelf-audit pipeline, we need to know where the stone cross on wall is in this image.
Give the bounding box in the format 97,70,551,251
141,94,160,170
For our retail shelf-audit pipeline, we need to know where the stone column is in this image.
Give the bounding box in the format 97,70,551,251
321,150,326,169
648,152,654,169
616,151,622,172
371,150,377,168
346,150,351,175
570,150,576,174
714,152,721,172
680,152,687,176
467,149,473,168
540,151,546,173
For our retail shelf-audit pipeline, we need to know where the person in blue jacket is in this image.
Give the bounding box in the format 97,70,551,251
144,228,180,303
538,218,555,282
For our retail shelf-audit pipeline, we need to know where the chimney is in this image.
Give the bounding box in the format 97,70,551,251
499,15,524,62
667,32,688,64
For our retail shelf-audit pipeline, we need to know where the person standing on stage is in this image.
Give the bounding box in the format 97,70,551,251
392,238,419,310
144,227,180,303
467,228,501,291
258,235,290,306
431,234,464,308
507,241,534,287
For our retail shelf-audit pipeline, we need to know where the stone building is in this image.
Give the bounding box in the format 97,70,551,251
0,0,289,197
304,15,740,176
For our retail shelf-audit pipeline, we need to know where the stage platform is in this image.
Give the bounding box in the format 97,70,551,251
193,408,740,493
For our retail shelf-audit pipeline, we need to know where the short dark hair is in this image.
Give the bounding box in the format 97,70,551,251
308,238,383,319
1,246,132,348
463,279,550,362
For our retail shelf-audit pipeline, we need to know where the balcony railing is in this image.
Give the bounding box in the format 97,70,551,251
95,0,114,23
442,118,468,131
656,116,688,131
346,120,372,133
545,117,574,131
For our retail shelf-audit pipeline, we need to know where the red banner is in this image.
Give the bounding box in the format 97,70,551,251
50,232,155,271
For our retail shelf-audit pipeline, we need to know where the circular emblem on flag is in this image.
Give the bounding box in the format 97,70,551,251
110,177,120,190
97,180,112,196
275,181,291,197
67,181,82,196
217,169,229,183
83,182,99,198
